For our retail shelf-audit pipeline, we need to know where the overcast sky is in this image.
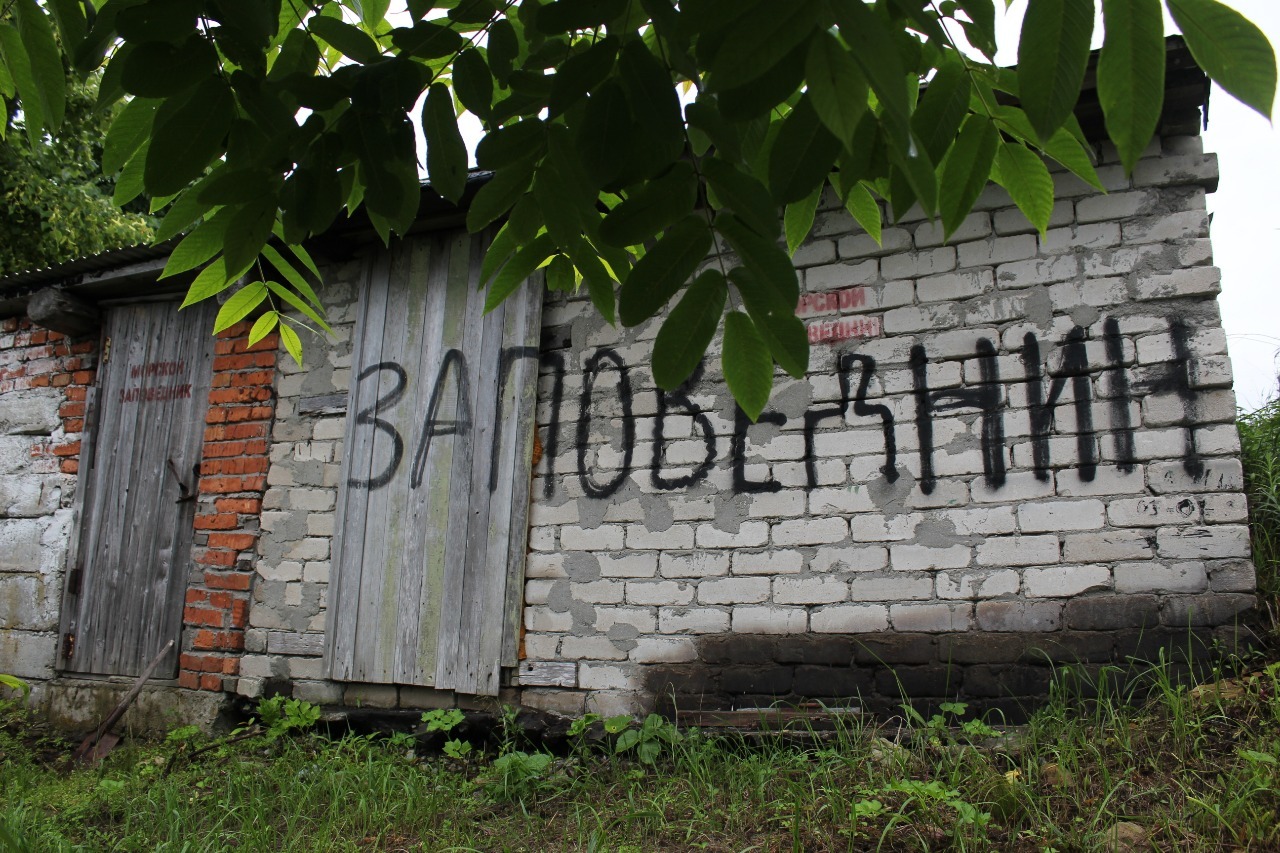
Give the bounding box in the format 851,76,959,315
991,1,1280,411
1197,2,1280,411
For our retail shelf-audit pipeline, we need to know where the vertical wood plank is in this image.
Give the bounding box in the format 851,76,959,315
64,300,215,677
351,245,414,683
432,231,492,690
391,234,447,685
500,276,545,668
329,227,544,695
332,260,381,676
327,253,389,681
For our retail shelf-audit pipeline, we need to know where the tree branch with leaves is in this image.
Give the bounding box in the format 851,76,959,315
0,0,1274,416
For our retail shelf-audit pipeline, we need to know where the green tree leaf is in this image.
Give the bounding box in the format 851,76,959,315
722,311,773,421
805,29,868,148
993,140,1054,234
485,232,555,313
112,139,149,206
533,161,585,251
600,162,697,248
0,71,154,275
390,21,463,59
214,280,268,333
261,244,323,310
1167,0,1277,120
102,96,160,175
116,0,199,44
707,1,821,92
0,50,13,100
279,321,304,367
616,40,684,179
13,0,66,134
548,35,617,117
784,184,823,256
265,280,333,333
309,16,383,65
423,83,468,204
1017,0,1095,141
768,94,842,205
120,35,218,98
652,268,726,390
544,254,576,292
940,114,999,238
453,48,493,120
479,222,520,286
830,0,911,142
753,308,808,379
0,24,45,146
912,55,971,164
1099,0,1166,174
248,310,279,347
567,238,618,325
616,215,711,327
887,140,938,218
223,196,277,276
990,105,1102,190
145,77,234,196
180,255,254,307
702,156,779,240
475,119,546,171
957,0,998,58
161,211,231,279
841,182,882,245
715,212,799,311
45,0,87,56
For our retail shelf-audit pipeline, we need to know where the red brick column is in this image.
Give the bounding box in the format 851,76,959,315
179,321,278,691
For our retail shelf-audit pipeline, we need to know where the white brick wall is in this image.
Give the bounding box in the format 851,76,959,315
216,132,1256,705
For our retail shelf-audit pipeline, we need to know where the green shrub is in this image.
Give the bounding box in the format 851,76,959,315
1238,399,1280,632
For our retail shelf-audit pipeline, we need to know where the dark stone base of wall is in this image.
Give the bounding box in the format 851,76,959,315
645,623,1265,724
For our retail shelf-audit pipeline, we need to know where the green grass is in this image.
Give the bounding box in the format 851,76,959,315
1239,397,1280,632
4,398,1280,851
3,655,1279,852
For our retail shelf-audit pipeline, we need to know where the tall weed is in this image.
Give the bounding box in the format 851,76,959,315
1238,398,1280,631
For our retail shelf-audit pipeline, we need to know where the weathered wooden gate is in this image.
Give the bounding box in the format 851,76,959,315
59,299,216,677
326,229,542,696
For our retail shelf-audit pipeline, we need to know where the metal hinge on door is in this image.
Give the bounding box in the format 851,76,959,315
62,632,75,660
101,336,111,364
67,566,83,596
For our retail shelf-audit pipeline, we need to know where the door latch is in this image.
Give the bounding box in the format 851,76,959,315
166,459,197,503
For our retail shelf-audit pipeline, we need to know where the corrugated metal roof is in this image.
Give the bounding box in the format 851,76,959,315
0,240,174,294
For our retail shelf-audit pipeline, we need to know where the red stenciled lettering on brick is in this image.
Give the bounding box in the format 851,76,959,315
806,315,884,344
796,286,869,318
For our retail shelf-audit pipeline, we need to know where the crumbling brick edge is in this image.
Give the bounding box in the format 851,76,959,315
179,321,278,691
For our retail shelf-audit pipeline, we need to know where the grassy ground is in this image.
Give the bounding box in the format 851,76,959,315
3,406,1280,852
2,654,1279,852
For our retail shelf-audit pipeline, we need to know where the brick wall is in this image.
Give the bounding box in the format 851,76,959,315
0,318,95,680
516,134,1256,718
235,133,1256,720
179,320,278,691
237,267,360,705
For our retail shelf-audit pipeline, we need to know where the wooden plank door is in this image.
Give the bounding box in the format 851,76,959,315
59,299,216,677
327,229,542,696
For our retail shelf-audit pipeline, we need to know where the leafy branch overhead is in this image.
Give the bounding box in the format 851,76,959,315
1,0,1275,417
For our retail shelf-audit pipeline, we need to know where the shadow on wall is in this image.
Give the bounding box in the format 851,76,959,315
645,617,1260,724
